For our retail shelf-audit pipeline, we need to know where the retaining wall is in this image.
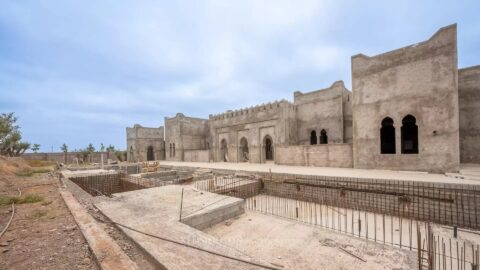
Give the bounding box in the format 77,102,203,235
275,144,353,168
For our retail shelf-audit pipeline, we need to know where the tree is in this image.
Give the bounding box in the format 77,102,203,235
100,143,105,152
31,144,40,153
0,112,31,156
86,143,95,163
106,144,115,160
61,143,68,164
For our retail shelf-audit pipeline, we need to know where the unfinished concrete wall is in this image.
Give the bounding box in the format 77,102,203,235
294,81,347,145
262,175,480,230
342,89,353,143
351,24,460,173
208,100,296,163
165,113,208,161
459,66,480,164
275,144,353,168
126,125,165,162
184,150,210,162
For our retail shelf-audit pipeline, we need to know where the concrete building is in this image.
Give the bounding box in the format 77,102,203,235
126,124,165,162
126,24,480,173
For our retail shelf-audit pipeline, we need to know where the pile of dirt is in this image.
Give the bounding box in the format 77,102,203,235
0,155,32,176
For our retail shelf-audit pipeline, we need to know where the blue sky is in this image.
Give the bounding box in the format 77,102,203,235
0,1,479,152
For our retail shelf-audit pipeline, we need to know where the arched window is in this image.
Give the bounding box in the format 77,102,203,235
220,139,228,162
380,117,396,154
310,130,317,145
169,144,172,157
147,146,155,161
129,146,134,162
320,129,328,144
239,137,249,162
401,115,418,154
172,143,176,157
264,136,273,161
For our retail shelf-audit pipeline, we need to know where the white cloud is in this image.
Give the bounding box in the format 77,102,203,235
4,0,476,150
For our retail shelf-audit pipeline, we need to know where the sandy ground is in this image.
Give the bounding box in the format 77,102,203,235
161,161,480,185
0,172,98,270
204,210,418,270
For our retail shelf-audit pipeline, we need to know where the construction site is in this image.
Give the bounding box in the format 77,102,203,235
25,160,480,270
1,8,480,269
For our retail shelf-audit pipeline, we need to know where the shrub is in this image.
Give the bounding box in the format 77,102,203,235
15,169,34,177
0,194,44,205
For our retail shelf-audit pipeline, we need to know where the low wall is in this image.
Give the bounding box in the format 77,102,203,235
184,150,209,162
22,152,119,164
69,173,142,196
275,144,353,168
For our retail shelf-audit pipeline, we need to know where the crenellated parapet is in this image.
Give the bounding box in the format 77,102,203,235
208,99,295,121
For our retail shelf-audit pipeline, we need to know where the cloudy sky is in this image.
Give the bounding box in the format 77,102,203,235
0,1,479,152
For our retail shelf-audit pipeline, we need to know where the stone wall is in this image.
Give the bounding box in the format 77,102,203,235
208,100,296,163
294,81,347,145
126,125,165,162
351,24,460,173
459,66,480,164
165,113,209,161
275,144,353,168
184,150,210,162
342,89,353,143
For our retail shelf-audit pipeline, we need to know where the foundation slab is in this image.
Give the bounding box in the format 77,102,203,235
95,185,275,270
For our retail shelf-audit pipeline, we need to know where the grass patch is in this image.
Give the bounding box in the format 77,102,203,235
0,194,44,206
15,169,34,177
14,167,51,177
32,168,51,173
26,160,56,167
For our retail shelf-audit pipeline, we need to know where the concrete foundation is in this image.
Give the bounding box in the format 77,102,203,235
95,185,273,270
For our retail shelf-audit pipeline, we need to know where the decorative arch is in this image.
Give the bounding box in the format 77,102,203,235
239,137,249,162
220,139,228,162
320,129,328,144
401,114,418,154
380,117,396,154
310,130,317,145
263,135,273,161
147,146,155,161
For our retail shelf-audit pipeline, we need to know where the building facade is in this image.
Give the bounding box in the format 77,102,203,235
126,24,480,173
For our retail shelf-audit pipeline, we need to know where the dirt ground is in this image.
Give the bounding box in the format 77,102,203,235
0,158,98,270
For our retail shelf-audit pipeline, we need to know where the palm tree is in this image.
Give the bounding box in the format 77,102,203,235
60,143,68,164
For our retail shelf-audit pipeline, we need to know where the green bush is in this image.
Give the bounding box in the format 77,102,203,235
0,194,44,205
15,170,34,177
15,167,51,177
32,168,51,173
